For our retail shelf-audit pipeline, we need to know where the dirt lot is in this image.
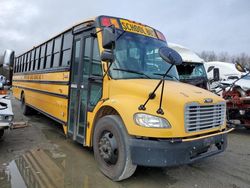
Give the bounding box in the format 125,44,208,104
0,97,250,188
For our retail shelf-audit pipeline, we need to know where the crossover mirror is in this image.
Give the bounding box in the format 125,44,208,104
159,46,182,65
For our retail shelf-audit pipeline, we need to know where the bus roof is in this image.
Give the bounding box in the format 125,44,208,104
17,15,165,57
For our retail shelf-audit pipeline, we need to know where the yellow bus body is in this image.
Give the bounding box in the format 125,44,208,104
12,15,232,181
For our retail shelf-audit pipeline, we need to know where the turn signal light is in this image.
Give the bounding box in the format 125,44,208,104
101,17,120,29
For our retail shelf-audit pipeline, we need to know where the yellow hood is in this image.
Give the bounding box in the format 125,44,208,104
106,79,226,138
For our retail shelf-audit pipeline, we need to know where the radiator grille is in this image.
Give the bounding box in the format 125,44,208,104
185,102,226,132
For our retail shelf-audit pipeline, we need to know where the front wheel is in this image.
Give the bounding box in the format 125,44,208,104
93,115,137,181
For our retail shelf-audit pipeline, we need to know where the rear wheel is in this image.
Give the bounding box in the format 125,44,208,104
93,115,137,181
21,94,33,115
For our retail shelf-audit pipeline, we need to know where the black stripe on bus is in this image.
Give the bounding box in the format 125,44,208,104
14,66,70,75
12,80,69,85
13,86,68,99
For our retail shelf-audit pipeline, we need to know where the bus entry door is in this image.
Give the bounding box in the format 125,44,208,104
68,32,91,144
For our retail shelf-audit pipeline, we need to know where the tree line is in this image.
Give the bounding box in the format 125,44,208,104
199,51,250,69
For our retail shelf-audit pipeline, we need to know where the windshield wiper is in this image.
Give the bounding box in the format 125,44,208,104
153,73,179,80
112,68,151,79
139,64,174,115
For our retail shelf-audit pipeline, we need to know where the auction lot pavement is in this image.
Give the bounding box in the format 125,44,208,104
0,97,250,188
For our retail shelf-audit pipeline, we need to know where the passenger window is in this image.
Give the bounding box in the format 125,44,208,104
34,47,40,70
52,36,62,67
30,50,35,71
25,52,30,72
40,44,46,69
23,54,27,72
20,56,24,72
61,32,73,66
18,57,21,72
45,41,53,68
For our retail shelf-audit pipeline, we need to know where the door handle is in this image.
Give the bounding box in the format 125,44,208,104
71,84,77,88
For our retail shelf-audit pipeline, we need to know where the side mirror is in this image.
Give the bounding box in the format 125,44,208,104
2,49,14,70
207,66,215,73
159,46,182,65
213,68,220,81
235,62,246,73
102,27,115,50
101,50,114,62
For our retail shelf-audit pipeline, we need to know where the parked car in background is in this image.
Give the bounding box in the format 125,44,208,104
168,43,209,89
0,49,14,139
206,62,250,129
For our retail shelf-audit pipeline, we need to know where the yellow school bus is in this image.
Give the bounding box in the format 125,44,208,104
12,15,232,181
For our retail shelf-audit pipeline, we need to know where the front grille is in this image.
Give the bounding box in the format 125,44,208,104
185,102,226,132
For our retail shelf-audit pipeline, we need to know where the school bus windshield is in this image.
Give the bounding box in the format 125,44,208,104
110,30,179,80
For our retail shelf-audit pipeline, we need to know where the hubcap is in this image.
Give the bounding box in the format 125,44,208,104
98,132,118,164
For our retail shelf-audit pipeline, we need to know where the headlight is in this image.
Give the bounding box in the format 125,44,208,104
134,113,171,128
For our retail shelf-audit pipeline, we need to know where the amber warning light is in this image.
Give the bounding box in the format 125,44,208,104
100,17,120,28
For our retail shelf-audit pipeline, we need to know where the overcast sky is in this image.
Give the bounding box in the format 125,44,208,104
0,0,249,55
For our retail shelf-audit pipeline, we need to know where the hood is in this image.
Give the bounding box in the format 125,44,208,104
109,79,223,106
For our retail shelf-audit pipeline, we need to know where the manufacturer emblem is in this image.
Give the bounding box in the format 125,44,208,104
204,98,213,103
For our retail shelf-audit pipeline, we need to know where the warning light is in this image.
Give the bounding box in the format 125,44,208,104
156,30,166,41
101,17,111,27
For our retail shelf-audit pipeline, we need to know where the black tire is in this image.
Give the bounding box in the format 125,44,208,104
93,115,137,181
0,129,4,138
244,126,250,130
21,94,33,115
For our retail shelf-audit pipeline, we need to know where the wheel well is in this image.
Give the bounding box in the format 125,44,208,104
20,90,24,100
91,106,120,146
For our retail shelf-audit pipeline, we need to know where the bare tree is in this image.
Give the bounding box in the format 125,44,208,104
199,51,250,69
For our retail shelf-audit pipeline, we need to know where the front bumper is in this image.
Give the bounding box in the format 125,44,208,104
0,122,11,130
130,130,230,167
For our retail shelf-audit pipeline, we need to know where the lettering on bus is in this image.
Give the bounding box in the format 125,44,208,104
120,19,157,38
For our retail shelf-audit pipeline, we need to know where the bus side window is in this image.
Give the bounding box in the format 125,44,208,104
20,56,23,72
45,41,53,69
40,44,46,69
34,47,40,70
61,31,72,67
30,49,35,71
52,35,62,68
17,57,20,72
14,58,17,73
25,52,29,72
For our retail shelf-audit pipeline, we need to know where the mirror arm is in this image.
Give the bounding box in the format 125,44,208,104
138,64,174,113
